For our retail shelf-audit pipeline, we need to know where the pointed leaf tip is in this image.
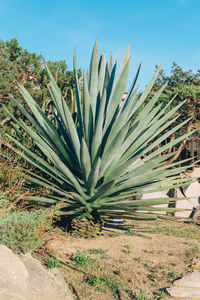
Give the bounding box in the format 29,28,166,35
73,48,77,70
41,55,47,65
93,40,98,55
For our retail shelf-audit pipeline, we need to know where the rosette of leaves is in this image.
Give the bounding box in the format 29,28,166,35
3,41,195,223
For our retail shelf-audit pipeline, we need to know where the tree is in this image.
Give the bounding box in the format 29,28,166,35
154,62,200,122
0,38,79,131
149,62,200,164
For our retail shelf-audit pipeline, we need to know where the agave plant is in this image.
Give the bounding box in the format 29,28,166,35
3,42,195,223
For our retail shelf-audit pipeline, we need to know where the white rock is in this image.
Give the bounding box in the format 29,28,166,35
175,199,194,218
0,245,73,300
166,286,200,298
175,181,200,218
173,271,200,289
0,245,28,299
185,181,200,202
175,187,192,218
188,167,200,178
141,191,169,215
167,271,200,299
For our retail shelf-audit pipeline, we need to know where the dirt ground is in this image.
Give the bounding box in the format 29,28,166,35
35,219,200,300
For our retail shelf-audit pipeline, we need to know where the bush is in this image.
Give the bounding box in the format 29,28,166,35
0,209,52,254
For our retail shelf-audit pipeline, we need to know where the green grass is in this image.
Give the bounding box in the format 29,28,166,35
86,248,108,255
70,250,93,268
86,274,123,298
45,256,63,268
133,289,154,300
138,224,200,240
144,261,153,269
122,244,131,254
185,244,199,261
168,271,180,280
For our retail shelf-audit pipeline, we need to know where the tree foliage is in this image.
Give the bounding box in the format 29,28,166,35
154,62,200,125
145,63,200,165
0,38,79,129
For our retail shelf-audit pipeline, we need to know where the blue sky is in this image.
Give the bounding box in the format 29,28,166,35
1,0,200,89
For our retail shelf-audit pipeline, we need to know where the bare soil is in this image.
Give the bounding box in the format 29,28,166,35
35,219,200,300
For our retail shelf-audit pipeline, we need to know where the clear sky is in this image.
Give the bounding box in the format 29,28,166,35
1,0,200,89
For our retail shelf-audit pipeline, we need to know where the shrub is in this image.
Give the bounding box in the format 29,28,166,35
0,208,52,254
3,41,194,225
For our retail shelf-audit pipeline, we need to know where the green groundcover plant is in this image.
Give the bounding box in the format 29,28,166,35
0,206,51,254
2,41,195,223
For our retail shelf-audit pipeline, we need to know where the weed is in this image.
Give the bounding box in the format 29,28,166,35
86,275,123,298
122,244,131,254
95,286,107,293
148,269,168,283
155,289,166,298
70,250,92,267
45,256,63,268
144,261,153,269
86,274,103,286
150,267,159,274
95,263,104,272
168,271,180,280
185,244,199,260
134,257,142,263
169,252,174,256
133,289,153,300
86,248,108,255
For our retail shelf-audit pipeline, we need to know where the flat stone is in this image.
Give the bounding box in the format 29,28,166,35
173,271,200,289
166,286,200,298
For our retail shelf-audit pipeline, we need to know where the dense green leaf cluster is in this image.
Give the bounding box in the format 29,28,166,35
0,209,51,253
4,42,194,222
153,62,200,125
0,38,79,128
